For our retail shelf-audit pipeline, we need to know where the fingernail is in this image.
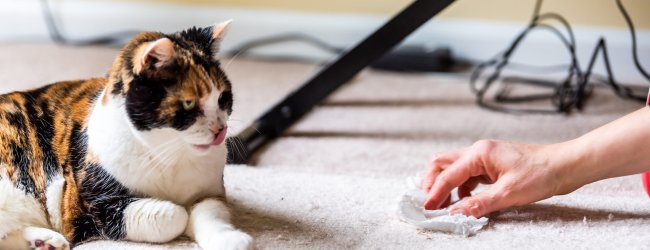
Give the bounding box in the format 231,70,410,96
449,203,467,215
468,204,480,217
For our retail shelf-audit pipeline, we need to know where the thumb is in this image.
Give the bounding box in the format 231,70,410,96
449,183,513,218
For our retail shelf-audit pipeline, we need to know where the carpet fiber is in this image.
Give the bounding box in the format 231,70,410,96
1,43,649,249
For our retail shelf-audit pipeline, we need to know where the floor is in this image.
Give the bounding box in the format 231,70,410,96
1,43,649,249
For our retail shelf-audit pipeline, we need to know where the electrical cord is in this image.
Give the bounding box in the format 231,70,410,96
39,0,140,46
471,12,584,113
225,33,345,59
617,0,650,81
471,0,648,114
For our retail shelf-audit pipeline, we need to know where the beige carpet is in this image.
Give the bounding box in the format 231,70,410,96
1,43,650,249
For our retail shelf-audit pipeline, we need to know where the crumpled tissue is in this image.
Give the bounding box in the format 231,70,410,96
397,174,489,237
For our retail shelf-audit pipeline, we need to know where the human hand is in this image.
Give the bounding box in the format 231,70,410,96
421,140,578,217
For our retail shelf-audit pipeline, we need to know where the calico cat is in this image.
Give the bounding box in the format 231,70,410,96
0,20,253,250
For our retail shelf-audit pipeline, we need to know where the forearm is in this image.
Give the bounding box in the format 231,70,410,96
185,198,232,239
551,108,650,192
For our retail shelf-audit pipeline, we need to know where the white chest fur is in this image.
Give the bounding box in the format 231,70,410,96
86,94,226,206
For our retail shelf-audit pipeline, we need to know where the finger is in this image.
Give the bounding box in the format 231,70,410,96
440,194,451,209
450,182,513,218
423,156,473,210
421,165,441,193
421,149,465,192
458,177,480,199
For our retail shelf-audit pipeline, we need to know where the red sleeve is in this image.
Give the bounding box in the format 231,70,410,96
642,91,650,196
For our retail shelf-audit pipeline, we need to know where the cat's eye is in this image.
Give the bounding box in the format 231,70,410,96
182,100,196,110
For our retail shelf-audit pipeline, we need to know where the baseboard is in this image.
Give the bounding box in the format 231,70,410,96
1,0,649,84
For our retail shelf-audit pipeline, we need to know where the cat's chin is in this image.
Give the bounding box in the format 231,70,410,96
188,142,225,155
191,144,214,153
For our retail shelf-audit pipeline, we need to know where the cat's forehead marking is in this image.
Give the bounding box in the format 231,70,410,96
208,67,228,92
186,62,214,98
155,62,216,120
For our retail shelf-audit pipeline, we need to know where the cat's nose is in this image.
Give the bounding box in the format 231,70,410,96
209,126,225,135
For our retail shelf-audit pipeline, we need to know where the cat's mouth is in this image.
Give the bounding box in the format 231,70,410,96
192,126,228,151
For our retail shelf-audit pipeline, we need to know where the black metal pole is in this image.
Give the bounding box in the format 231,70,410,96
227,0,456,164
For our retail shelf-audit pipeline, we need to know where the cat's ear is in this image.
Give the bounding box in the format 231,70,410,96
210,19,232,55
134,37,175,75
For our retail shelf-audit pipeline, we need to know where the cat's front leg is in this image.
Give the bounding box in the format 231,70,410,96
185,198,252,250
120,198,189,243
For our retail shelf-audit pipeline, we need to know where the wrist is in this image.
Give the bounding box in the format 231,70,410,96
540,139,594,196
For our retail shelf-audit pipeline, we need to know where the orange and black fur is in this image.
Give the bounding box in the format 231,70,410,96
0,21,252,250
0,78,106,242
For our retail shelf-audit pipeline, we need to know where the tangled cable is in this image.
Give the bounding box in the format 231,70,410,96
470,0,649,114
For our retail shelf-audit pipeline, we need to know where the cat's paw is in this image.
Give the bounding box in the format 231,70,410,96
23,227,70,250
124,199,189,243
199,230,253,250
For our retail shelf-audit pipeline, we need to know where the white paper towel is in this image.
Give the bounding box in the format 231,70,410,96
397,175,489,237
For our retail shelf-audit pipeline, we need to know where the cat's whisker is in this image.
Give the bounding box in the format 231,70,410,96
227,120,244,124
140,150,175,177
141,144,176,170
143,139,189,174
139,139,184,178
149,143,192,179
227,138,241,163
144,143,184,195
252,126,262,136
223,50,245,71
228,136,247,165
228,116,247,121
146,142,182,170
139,138,180,161
235,139,247,164
226,123,240,131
